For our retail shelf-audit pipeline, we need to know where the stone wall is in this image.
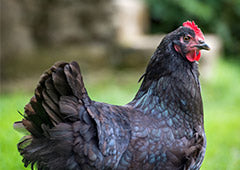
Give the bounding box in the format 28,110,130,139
0,0,116,84
1,0,115,57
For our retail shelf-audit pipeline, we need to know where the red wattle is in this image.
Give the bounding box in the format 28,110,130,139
186,50,201,62
174,44,201,62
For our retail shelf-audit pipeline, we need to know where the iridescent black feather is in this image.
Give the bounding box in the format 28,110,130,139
14,26,206,170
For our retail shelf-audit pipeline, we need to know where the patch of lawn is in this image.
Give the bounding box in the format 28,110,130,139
0,93,31,170
201,59,240,170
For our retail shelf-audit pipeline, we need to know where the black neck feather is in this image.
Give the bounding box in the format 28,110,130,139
130,41,203,125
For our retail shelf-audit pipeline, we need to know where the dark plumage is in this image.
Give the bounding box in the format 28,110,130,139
14,21,210,170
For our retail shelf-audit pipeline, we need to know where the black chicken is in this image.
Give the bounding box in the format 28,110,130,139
14,21,210,170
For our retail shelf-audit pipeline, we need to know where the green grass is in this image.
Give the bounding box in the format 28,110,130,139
0,59,240,169
0,93,31,170
201,59,240,170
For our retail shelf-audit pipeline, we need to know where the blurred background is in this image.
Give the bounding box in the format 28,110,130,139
0,0,240,169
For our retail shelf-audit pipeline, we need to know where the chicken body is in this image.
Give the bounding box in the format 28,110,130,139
15,21,209,170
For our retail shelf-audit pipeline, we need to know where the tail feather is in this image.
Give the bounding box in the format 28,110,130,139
15,61,132,169
23,61,85,130
22,119,42,138
59,96,79,122
64,61,88,99
42,80,59,111
44,78,59,104
15,61,102,169
52,67,72,96
27,96,53,131
18,135,32,151
14,121,30,135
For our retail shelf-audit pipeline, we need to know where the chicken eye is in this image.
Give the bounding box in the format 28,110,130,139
184,36,191,41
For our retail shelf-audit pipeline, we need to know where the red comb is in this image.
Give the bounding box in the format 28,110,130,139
183,21,204,40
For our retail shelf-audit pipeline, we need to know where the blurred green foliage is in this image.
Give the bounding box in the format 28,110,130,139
146,0,240,57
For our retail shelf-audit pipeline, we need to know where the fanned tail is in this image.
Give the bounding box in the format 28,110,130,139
14,61,102,170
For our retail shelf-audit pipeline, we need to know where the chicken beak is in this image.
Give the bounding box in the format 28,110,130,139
194,42,210,51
